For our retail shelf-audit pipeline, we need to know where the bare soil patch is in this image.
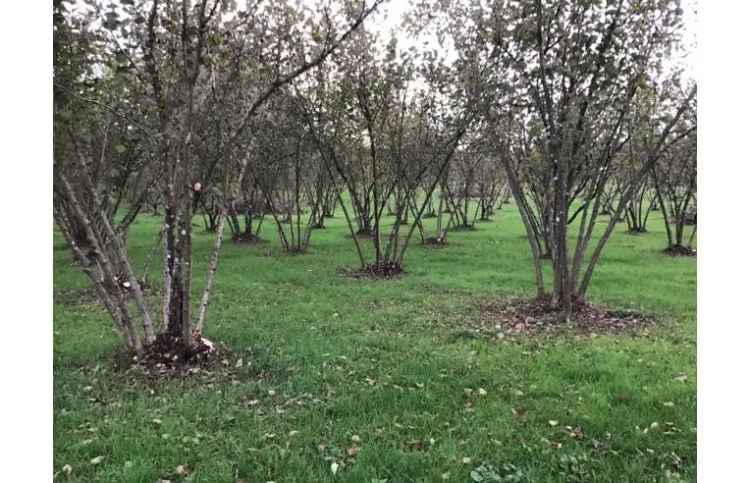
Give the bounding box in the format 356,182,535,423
339,261,404,279
449,224,477,232
468,296,656,339
113,333,236,382
663,245,696,257
232,233,265,244
422,236,449,248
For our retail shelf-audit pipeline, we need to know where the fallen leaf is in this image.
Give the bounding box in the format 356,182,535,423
512,406,526,417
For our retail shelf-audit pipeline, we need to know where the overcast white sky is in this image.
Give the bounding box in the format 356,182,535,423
682,0,698,80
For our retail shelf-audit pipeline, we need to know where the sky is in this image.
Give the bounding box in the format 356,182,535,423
681,0,698,80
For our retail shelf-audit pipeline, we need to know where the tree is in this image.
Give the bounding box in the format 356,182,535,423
53,0,385,353
611,84,665,234
476,152,509,222
251,91,328,253
651,80,697,253
443,139,485,230
418,0,696,318
298,27,483,272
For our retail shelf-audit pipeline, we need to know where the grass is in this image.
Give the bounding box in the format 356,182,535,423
53,202,696,482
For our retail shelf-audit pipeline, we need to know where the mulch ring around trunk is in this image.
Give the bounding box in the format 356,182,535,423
113,333,239,382
663,245,696,257
421,236,449,248
347,229,375,240
232,233,265,244
464,296,657,340
448,224,477,232
338,261,405,279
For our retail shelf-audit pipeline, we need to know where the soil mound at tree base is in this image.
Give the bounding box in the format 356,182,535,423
663,245,696,257
422,237,448,248
469,296,656,339
114,333,234,381
232,233,264,244
448,224,477,232
339,261,404,279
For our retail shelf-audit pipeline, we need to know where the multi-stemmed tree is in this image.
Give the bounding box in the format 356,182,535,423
53,0,385,353
250,92,330,253
651,81,698,254
298,26,486,272
443,140,486,230
416,0,696,318
497,0,695,317
610,85,665,234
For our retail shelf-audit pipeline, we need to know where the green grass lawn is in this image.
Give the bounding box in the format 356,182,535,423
53,203,696,482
